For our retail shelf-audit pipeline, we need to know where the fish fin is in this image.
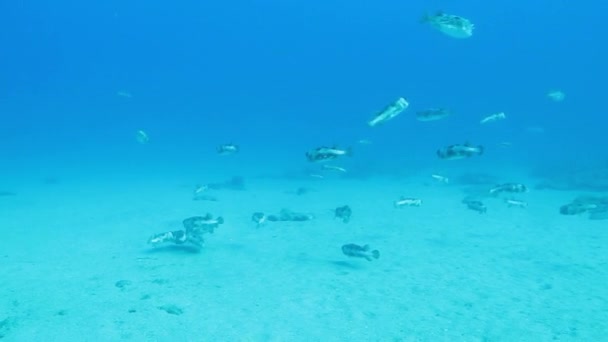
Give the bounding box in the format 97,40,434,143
364,255,373,261
372,250,380,259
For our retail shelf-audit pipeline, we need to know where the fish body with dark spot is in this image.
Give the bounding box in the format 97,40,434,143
341,243,380,261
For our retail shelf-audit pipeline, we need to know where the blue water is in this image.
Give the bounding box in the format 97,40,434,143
2,1,606,170
1,0,608,340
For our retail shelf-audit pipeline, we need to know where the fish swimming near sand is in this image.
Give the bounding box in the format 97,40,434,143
251,212,267,227
462,198,487,213
183,215,224,234
416,108,451,122
505,198,528,208
560,196,608,217
489,183,528,195
394,197,422,208
431,174,449,184
341,243,380,261
148,230,187,246
334,205,352,223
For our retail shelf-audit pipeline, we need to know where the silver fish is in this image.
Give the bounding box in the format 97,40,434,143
368,97,409,127
217,143,239,155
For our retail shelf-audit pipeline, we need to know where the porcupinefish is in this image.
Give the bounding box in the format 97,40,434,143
462,199,487,214
341,243,380,261
437,143,484,160
334,205,352,223
422,11,474,39
306,146,352,162
489,183,528,195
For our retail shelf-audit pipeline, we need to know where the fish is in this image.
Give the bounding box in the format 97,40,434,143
489,183,528,195
192,185,218,201
183,215,224,234
394,197,422,208
431,174,449,184
148,230,187,245
560,196,608,216
437,143,484,160
357,139,373,145
368,97,409,127
341,243,380,261
322,165,347,173
251,212,267,227
334,205,352,223
422,11,474,39
266,209,314,222
194,184,209,195
193,185,219,201
505,198,528,208
306,146,352,162
217,143,239,155
136,130,149,144
547,90,565,102
560,203,598,215
464,200,487,214
416,108,451,122
480,112,506,124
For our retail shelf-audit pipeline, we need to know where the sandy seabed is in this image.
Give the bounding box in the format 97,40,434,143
1,173,607,341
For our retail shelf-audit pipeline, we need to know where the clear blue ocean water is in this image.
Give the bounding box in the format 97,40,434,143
2,0,606,171
1,1,607,340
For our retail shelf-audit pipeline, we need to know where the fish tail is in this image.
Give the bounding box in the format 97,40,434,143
477,145,484,155
217,216,225,224
372,250,380,259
